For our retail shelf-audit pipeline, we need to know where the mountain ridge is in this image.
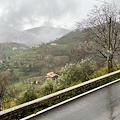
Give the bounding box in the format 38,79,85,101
0,25,69,46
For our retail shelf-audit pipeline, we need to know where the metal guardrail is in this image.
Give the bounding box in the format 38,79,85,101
0,70,120,120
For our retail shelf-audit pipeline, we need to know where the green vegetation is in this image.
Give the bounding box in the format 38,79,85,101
1,2,120,111
0,42,29,60
0,30,119,110
56,59,94,89
15,89,37,105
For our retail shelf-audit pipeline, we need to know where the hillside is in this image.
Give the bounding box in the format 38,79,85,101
0,28,107,111
55,29,85,44
0,29,88,80
0,42,29,60
0,28,114,111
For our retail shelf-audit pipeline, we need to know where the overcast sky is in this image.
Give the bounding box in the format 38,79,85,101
0,0,119,30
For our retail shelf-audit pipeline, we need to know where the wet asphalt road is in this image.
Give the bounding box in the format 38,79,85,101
28,81,120,120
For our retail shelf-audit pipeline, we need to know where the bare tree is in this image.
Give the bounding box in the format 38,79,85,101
78,3,120,68
69,41,90,63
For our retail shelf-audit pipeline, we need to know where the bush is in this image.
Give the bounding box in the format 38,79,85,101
57,58,94,88
15,89,37,105
89,67,107,79
41,79,54,95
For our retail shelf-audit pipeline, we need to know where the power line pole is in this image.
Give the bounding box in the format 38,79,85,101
107,17,111,73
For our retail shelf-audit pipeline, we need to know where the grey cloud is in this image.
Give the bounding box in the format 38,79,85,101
109,0,120,4
0,0,119,30
0,0,81,29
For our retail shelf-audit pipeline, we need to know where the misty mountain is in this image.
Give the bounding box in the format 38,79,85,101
0,25,69,46
25,26,69,43
0,25,40,46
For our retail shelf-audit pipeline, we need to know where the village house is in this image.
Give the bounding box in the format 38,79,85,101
12,47,18,50
50,43,57,46
0,60,3,64
46,72,58,80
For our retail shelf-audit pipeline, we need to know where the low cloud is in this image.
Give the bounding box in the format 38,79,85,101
0,0,119,30
0,0,82,30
